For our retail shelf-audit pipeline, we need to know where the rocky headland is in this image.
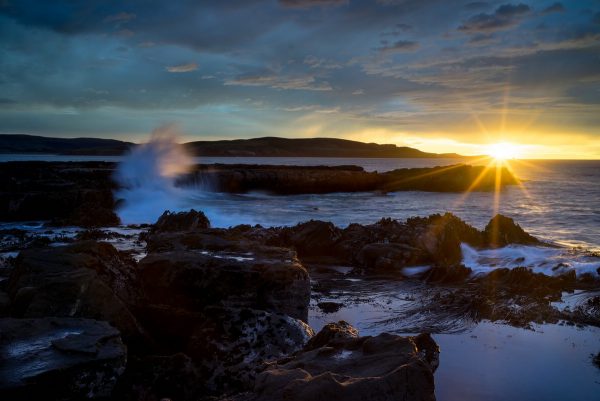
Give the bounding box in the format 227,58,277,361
0,161,518,227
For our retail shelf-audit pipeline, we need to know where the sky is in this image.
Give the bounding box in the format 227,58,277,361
0,0,599,158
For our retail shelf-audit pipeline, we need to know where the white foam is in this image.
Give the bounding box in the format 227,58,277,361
461,243,600,277
114,125,197,225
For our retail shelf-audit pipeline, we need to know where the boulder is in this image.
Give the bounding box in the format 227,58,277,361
483,214,540,247
0,317,127,400
138,247,310,322
252,324,438,401
282,220,342,261
150,209,210,233
188,307,314,394
7,241,145,343
304,321,359,351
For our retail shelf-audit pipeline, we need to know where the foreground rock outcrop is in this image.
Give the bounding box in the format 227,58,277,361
0,317,127,400
6,241,146,345
247,322,439,401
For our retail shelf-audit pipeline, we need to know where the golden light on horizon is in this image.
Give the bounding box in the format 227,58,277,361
485,142,523,161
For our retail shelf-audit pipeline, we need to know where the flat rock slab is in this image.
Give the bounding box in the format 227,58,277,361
0,317,127,400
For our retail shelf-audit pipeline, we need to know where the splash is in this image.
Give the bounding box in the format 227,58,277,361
114,124,195,224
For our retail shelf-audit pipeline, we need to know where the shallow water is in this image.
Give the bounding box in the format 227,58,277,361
308,276,600,401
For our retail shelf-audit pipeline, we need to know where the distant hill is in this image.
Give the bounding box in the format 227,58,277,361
0,134,467,158
0,134,133,155
184,137,465,158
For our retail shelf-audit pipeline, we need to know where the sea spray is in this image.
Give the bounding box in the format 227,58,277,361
114,124,195,224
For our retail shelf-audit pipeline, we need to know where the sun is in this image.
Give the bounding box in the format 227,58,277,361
485,142,521,161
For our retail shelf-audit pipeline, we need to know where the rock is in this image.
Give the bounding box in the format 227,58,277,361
253,325,438,401
0,317,127,400
316,302,343,314
355,242,425,272
304,321,358,351
0,161,119,227
114,353,206,401
483,214,540,247
187,307,314,394
423,264,472,283
138,247,310,322
7,241,145,344
282,220,342,262
150,209,210,233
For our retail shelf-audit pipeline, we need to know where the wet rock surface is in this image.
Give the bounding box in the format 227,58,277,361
6,241,145,344
249,322,438,401
0,209,599,400
0,317,127,400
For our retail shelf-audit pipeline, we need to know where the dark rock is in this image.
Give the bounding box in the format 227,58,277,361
355,242,425,272
114,353,206,401
424,264,472,283
304,321,359,351
483,214,540,247
0,317,126,400
253,326,438,401
0,161,119,227
7,241,145,344
187,307,314,394
283,220,342,261
316,301,343,314
150,209,210,233
138,247,310,322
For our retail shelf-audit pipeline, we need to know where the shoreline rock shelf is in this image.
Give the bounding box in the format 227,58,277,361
0,161,519,226
0,210,598,400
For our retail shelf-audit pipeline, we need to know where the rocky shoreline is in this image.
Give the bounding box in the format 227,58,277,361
1,209,599,400
0,161,518,226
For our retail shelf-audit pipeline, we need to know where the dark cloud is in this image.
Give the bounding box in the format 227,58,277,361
459,3,531,33
541,2,565,14
378,40,419,53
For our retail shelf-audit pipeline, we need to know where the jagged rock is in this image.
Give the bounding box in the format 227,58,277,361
483,214,540,247
304,321,359,351
138,247,310,321
7,241,145,343
188,307,314,394
0,317,127,400
150,209,210,233
252,325,438,401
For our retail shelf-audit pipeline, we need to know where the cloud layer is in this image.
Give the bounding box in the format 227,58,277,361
0,0,599,156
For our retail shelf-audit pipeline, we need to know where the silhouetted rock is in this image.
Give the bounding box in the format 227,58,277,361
0,317,127,400
483,214,540,247
7,241,145,343
251,325,438,401
283,220,342,261
150,209,210,233
0,161,119,227
356,242,426,272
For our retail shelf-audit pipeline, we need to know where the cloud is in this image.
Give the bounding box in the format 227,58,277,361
165,63,199,73
279,0,347,8
225,74,333,91
459,3,531,33
541,2,565,14
103,12,136,23
378,40,419,53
